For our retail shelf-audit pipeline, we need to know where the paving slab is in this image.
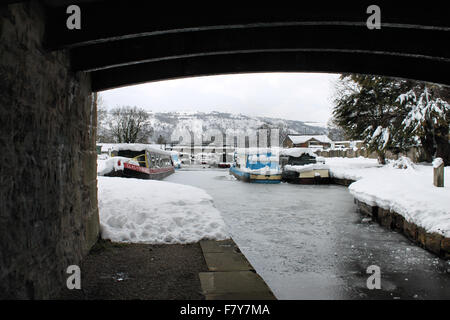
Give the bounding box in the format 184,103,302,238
204,292,276,300
199,271,275,299
203,252,254,271
200,239,238,253
199,239,277,300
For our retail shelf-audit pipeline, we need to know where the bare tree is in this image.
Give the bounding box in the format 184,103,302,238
109,106,153,143
95,94,113,142
327,118,347,141
157,135,167,145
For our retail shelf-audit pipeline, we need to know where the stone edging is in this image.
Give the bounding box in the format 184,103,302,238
332,178,450,260
198,239,277,300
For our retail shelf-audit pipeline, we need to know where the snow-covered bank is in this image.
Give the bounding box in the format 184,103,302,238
326,157,450,237
326,157,381,180
98,176,229,244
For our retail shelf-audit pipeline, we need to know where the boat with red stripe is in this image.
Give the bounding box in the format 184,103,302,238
101,144,175,180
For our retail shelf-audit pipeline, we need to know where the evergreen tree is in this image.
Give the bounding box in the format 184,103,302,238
332,74,411,164
399,84,450,164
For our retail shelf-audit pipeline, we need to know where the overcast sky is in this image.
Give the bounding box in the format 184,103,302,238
100,72,341,125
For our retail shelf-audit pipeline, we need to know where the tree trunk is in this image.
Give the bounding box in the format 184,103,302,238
420,134,435,163
377,150,386,165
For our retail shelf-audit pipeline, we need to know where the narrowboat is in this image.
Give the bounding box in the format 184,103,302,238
218,162,232,168
280,148,330,184
99,144,175,180
229,148,282,183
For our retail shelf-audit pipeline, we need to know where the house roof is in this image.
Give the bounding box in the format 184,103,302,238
287,135,332,144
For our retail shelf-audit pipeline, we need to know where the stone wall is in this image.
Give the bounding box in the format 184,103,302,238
354,200,450,259
0,2,99,299
332,178,449,259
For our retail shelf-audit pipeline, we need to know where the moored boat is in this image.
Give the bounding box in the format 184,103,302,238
280,148,330,184
98,144,175,180
218,162,232,168
229,148,282,183
170,151,182,169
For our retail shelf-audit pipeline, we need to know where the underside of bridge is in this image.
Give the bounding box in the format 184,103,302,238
45,1,449,89
0,1,448,298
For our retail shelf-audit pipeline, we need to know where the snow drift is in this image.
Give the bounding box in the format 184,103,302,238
98,176,229,244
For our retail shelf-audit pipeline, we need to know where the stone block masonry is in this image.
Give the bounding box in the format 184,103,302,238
354,199,450,259
0,2,99,298
333,178,450,259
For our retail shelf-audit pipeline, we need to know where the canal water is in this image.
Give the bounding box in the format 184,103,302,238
165,168,450,299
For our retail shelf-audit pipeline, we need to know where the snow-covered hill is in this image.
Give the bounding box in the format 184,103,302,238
147,111,327,143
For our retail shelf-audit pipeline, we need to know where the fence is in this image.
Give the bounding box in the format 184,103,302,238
316,147,423,163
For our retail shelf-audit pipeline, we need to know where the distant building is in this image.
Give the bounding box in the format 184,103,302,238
332,140,364,150
282,135,332,149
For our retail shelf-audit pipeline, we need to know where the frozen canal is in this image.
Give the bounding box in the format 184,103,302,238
166,168,450,299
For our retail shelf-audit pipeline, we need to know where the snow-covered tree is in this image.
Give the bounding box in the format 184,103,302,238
332,74,411,164
398,84,450,164
333,74,450,165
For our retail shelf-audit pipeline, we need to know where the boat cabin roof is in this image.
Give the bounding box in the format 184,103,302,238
280,148,317,158
99,143,172,156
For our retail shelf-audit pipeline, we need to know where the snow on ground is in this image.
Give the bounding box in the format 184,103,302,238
326,157,382,180
97,176,229,244
326,157,450,237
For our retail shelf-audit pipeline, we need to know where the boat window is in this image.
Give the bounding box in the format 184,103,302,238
138,155,146,167
150,154,156,168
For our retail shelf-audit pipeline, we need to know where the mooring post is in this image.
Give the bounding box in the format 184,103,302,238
433,158,444,187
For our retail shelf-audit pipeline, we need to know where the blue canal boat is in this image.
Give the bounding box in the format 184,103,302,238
229,148,282,183
170,151,182,169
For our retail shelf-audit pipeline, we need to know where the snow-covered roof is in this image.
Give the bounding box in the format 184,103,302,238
284,163,330,173
99,143,171,155
287,135,332,144
280,148,317,158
